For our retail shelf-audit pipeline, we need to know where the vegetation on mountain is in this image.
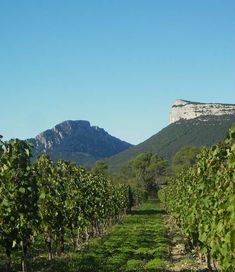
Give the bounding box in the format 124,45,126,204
106,115,235,173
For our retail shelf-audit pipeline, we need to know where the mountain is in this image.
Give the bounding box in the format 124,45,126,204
28,120,132,166
106,115,235,173
28,100,235,169
169,99,235,123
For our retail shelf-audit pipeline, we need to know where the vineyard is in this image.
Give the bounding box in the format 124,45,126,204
0,125,234,272
0,138,144,271
159,125,235,271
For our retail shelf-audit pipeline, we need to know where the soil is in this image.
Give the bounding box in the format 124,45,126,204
163,214,209,272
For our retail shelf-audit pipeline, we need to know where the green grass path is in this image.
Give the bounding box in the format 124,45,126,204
36,199,169,272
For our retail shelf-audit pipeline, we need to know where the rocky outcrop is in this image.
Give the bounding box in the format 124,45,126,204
169,99,235,123
28,120,132,165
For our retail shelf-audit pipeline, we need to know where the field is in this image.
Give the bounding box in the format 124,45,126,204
53,199,169,272
4,199,168,272
1,199,208,272
0,126,234,272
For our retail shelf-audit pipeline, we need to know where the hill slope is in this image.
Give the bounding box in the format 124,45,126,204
106,115,235,172
29,120,132,166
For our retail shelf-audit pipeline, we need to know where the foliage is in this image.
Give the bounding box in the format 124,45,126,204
159,124,235,271
0,138,145,271
0,139,39,272
129,153,167,195
112,164,136,187
107,115,235,173
91,160,109,176
144,258,167,270
28,199,168,272
171,145,201,174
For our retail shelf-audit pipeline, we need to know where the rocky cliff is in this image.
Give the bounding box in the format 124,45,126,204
28,120,132,165
169,99,235,123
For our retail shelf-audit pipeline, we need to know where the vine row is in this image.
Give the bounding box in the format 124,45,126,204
159,125,235,271
0,138,145,271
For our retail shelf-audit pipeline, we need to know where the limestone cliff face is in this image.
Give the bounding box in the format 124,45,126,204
169,99,235,124
28,120,132,164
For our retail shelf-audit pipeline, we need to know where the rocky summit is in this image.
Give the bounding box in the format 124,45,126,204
28,120,132,165
169,99,235,124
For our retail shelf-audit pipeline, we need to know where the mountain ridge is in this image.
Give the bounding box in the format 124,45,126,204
28,99,235,169
28,120,133,166
106,114,235,173
169,99,235,123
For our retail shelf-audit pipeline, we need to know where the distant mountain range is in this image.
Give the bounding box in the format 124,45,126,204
28,120,132,166
27,100,235,171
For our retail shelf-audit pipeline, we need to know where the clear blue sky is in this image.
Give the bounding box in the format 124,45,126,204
0,0,235,144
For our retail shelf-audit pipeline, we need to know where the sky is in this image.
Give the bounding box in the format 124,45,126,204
0,0,235,144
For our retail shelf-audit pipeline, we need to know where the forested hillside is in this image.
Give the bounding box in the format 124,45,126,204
107,115,235,172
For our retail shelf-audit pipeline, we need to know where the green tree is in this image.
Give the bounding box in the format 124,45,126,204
171,145,201,174
113,164,136,186
91,160,109,176
130,153,167,196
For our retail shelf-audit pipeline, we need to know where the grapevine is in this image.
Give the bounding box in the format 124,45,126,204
0,139,145,271
160,125,235,271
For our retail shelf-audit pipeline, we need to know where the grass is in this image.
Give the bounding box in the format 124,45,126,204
0,199,170,272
